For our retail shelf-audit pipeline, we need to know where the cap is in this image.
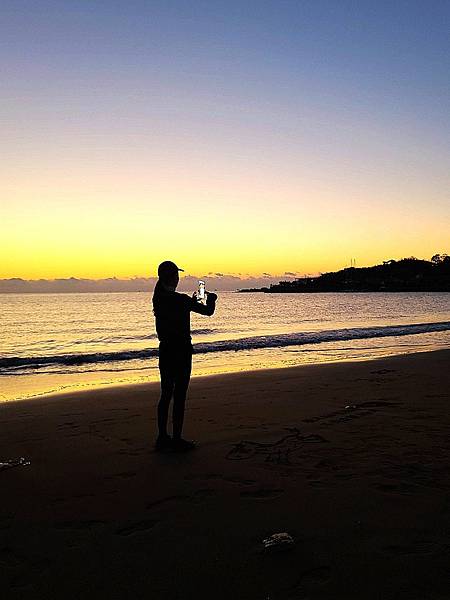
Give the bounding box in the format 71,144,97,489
157,260,184,281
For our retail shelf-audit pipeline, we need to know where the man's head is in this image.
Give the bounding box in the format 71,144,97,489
157,260,184,290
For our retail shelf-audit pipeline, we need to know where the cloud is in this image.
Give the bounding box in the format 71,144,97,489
0,273,296,293
284,271,297,277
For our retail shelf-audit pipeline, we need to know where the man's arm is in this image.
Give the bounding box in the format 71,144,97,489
189,292,217,316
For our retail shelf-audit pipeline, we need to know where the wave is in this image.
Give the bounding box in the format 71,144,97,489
50,327,217,345
107,327,216,342
1,321,449,372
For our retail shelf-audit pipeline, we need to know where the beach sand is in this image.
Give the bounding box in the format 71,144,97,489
1,350,450,599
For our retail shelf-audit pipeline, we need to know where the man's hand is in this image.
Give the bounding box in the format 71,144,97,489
206,292,217,302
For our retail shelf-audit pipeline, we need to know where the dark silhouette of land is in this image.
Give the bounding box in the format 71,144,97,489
239,254,450,293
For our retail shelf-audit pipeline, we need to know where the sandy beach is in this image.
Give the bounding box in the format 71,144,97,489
1,350,450,599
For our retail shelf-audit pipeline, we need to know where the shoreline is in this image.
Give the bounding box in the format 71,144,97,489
2,349,450,598
3,344,450,406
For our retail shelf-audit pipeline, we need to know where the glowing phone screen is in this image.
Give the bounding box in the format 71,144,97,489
198,280,205,300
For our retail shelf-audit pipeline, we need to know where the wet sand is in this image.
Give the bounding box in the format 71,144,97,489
1,350,450,599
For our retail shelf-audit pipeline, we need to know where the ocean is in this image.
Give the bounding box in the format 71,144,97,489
1,291,450,402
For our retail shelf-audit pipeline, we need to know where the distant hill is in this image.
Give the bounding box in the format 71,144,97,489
238,255,450,293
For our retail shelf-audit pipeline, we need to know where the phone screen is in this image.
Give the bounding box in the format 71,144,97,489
198,280,205,300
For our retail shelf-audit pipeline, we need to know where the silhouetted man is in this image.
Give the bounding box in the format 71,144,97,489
152,261,217,451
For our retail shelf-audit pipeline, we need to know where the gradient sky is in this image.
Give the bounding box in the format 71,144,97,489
2,0,449,279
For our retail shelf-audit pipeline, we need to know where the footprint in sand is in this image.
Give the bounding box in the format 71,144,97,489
383,540,439,556
375,481,416,496
240,488,284,500
290,565,332,595
223,476,257,486
308,478,326,488
0,513,14,528
5,551,51,589
303,400,400,427
146,495,190,510
358,400,399,408
203,472,221,480
114,471,137,479
55,519,106,530
192,488,216,500
0,547,22,568
59,421,78,428
116,519,158,536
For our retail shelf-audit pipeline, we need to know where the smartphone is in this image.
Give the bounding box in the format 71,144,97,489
197,280,206,302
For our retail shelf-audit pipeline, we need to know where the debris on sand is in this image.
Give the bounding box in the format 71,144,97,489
0,457,30,472
262,532,295,553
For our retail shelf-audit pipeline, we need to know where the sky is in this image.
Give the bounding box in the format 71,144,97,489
2,0,449,282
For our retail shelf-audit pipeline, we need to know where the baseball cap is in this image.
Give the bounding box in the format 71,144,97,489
157,260,184,280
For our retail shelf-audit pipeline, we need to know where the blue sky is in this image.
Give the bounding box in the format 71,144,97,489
2,1,449,279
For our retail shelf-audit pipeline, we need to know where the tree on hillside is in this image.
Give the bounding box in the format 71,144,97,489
431,253,449,264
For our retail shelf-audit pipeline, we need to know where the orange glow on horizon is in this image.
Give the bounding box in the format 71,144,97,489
2,111,448,281
2,2,449,282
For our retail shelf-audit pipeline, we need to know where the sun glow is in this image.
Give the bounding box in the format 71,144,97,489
2,2,449,281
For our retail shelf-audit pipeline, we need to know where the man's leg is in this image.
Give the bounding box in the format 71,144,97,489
157,353,175,438
172,351,192,441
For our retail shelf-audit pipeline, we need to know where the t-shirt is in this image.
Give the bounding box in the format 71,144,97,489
153,290,216,345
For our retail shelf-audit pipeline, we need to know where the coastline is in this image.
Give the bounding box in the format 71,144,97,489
4,336,450,404
2,349,450,598
3,290,449,404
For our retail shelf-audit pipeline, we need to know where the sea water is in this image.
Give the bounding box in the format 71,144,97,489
1,291,450,402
